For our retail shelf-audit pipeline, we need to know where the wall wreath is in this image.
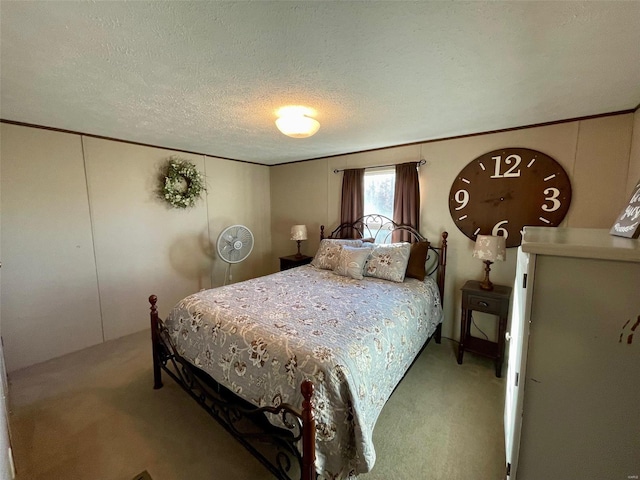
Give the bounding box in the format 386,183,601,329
160,156,206,209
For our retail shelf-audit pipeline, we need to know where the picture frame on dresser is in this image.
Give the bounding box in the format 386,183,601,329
610,178,640,238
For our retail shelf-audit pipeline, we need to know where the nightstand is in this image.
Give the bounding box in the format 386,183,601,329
458,280,512,377
279,254,313,271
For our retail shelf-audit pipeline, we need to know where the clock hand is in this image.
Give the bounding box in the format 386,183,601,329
483,192,514,207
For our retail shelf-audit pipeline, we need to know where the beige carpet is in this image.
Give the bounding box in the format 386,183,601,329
8,331,505,480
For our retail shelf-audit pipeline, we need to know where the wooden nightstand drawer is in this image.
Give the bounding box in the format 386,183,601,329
467,294,502,315
279,255,313,271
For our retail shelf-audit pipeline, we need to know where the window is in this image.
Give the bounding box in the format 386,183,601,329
364,168,395,242
364,168,395,217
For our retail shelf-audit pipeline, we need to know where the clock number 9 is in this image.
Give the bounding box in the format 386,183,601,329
542,187,561,212
454,189,469,210
492,220,509,239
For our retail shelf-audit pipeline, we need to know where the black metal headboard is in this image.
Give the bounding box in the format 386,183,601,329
319,214,448,305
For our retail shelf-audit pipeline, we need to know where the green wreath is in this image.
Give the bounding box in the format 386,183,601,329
161,157,206,209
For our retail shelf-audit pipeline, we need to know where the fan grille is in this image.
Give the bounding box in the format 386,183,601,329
217,225,254,264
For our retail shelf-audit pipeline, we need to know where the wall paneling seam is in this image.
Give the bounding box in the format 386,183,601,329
203,155,214,289
566,121,581,228
572,121,581,179
623,113,635,197
80,135,105,342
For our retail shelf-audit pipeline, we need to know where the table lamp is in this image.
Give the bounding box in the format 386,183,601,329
291,225,308,258
473,235,506,291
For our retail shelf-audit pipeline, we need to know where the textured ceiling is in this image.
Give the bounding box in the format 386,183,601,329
1,1,639,165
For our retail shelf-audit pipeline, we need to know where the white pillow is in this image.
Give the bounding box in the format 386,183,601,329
311,239,363,270
334,246,373,280
364,243,412,283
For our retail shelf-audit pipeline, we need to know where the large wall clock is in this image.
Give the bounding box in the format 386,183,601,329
449,148,572,248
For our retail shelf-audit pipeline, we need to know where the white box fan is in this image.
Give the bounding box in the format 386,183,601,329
216,224,254,285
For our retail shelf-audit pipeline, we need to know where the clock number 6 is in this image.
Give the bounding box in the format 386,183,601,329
492,220,509,239
542,187,561,212
454,189,469,210
491,154,522,178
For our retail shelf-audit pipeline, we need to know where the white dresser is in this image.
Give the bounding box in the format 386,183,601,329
504,227,640,480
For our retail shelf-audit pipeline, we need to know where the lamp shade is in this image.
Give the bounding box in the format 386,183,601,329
275,106,320,138
290,225,308,241
473,235,506,262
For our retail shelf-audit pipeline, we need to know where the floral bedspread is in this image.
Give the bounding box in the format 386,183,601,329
165,265,443,479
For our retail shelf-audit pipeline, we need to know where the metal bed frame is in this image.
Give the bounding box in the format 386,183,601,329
149,215,447,480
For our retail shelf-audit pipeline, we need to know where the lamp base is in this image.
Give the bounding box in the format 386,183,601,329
294,240,303,259
479,260,494,291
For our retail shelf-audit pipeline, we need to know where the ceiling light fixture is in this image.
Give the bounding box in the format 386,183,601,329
275,106,320,138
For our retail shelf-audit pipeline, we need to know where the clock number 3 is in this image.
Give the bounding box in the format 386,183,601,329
542,187,561,212
491,154,521,178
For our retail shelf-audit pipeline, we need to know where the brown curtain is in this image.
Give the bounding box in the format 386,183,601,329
393,162,420,242
340,168,364,239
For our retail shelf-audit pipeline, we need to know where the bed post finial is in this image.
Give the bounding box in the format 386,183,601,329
320,225,325,240
438,231,448,304
149,294,163,390
441,232,448,266
301,380,316,480
149,294,158,314
434,232,448,345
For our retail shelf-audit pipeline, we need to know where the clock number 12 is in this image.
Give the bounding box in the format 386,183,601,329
491,154,521,178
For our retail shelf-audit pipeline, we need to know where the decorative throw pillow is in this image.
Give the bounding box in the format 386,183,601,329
334,246,373,280
405,240,431,281
311,239,363,270
364,243,412,283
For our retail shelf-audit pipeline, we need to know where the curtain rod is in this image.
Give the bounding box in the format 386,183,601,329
333,159,426,174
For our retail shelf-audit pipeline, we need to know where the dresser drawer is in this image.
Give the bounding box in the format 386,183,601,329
467,294,502,314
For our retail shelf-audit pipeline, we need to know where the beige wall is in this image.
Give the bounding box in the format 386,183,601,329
627,110,640,196
0,124,271,371
570,115,634,227
0,154,13,477
83,139,211,341
1,111,636,369
1,126,103,371
270,113,636,341
270,159,329,270
205,156,272,285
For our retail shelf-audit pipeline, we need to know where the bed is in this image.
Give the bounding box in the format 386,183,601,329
150,215,448,479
